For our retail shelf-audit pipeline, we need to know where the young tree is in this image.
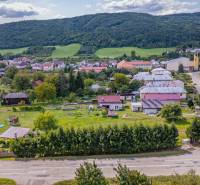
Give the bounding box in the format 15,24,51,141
187,117,200,143
75,162,108,185
13,73,32,91
115,164,152,185
84,78,95,88
160,104,182,122
67,92,77,102
35,82,56,102
56,71,68,97
75,71,84,90
34,112,58,132
5,66,18,79
33,72,45,81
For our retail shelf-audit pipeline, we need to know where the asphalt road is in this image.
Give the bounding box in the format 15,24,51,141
0,148,200,185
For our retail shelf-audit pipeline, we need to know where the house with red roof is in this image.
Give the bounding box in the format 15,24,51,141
117,60,152,70
79,67,107,73
97,95,123,111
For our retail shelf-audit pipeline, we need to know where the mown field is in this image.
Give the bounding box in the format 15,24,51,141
95,47,176,58
0,44,81,58
0,47,27,55
0,104,193,141
51,44,81,58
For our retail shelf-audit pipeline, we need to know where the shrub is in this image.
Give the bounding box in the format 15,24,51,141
19,106,45,112
187,117,200,143
115,164,152,185
75,162,108,185
34,112,58,132
160,104,182,122
0,178,16,185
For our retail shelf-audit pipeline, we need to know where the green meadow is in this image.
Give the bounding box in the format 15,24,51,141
95,47,176,58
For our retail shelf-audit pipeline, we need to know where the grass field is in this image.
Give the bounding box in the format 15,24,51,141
0,104,193,141
51,44,81,58
0,44,81,58
95,47,176,58
0,48,27,55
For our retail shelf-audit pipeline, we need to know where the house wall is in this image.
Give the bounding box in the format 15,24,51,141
141,93,184,101
144,108,159,115
99,103,123,111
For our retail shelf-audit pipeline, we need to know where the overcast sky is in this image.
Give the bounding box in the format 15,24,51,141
0,0,200,24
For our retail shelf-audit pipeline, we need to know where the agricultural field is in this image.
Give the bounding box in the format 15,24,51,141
0,44,81,58
0,48,27,55
95,47,176,58
0,104,194,140
51,44,81,58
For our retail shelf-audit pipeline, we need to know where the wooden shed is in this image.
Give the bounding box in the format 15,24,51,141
2,92,29,105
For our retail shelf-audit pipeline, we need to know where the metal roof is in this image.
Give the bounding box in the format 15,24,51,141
140,86,186,94
0,127,30,139
3,92,29,99
142,100,164,109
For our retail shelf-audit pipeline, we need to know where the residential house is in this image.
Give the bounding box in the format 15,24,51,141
79,67,107,73
151,68,171,75
53,60,65,70
162,57,193,72
97,95,123,111
2,92,30,105
31,63,43,71
142,100,167,115
117,60,152,70
0,127,30,139
43,62,54,72
134,72,172,84
140,86,186,102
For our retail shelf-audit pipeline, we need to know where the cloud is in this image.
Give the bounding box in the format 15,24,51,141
0,2,49,18
99,0,200,15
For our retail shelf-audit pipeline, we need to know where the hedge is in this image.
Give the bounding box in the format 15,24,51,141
11,124,178,158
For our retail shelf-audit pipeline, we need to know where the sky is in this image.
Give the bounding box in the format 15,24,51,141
0,0,200,24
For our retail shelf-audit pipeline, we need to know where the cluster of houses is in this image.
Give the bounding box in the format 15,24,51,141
97,67,186,115
0,57,66,72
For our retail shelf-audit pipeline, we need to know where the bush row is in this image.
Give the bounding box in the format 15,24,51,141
11,124,178,158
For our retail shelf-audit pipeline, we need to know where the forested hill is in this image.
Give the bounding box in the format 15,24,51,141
0,12,200,50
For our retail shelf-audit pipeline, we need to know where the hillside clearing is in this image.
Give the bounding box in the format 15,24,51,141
95,47,176,58
0,48,27,55
51,44,81,58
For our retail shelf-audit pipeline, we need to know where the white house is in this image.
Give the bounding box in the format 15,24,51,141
97,95,123,111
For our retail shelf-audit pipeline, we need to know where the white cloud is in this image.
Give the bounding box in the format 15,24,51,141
0,2,50,18
99,0,200,15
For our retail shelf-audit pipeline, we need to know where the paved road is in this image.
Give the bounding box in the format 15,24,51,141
189,72,200,93
0,148,200,185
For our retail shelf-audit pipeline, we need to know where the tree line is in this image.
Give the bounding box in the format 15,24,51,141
10,124,178,158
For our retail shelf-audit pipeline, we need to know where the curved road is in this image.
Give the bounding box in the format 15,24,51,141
0,148,200,185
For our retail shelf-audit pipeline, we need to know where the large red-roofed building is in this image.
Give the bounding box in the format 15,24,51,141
117,60,152,70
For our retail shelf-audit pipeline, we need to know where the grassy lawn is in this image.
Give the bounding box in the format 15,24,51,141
51,44,81,58
0,48,27,55
95,47,175,58
0,104,193,141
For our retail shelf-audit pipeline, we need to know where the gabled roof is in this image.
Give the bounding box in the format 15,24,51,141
0,127,30,139
3,92,29,99
98,95,122,103
142,100,165,109
140,86,186,94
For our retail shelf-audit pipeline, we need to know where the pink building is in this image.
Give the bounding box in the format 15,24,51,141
117,60,152,70
140,87,186,102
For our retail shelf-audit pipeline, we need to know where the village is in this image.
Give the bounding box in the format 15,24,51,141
0,50,198,142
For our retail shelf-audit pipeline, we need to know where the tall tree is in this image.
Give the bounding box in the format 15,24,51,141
56,71,68,97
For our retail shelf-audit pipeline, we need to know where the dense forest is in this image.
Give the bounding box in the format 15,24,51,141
0,12,200,53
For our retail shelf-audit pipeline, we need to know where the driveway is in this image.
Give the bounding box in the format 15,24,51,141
0,148,200,185
189,72,200,93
